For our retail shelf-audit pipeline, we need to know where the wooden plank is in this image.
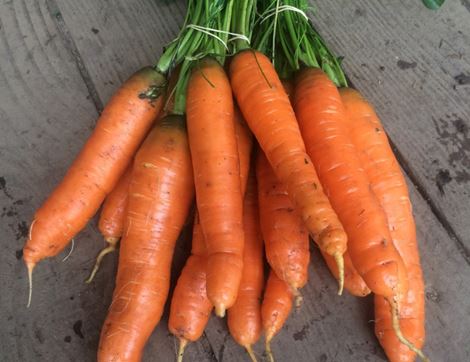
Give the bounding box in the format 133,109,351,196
203,175,470,361
312,0,470,252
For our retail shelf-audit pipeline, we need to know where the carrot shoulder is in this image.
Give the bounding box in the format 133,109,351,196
23,67,165,295
98,115,194,362
186,57,244,317
230,50,347,292
294,67,408,302
340,88,425,362
228,172,264,361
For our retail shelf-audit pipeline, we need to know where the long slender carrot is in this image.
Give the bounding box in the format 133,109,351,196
294,68,408,301
186,57,245,317
228,171,264,362
340,88,426,362
97,115,194,362
168,107,253,361
256,151,309,303
230,50,347,293
261,271,294,362
23,67,166,305
85,165,133,283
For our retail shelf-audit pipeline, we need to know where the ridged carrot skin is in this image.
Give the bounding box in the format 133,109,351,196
322,251,370,297
256,151,309,296
294,68,408,302
230,50,347,287
261,271,294,355
228,172,264,357
98,115,194,362
340,88,425,362
186,57,244,316
23,67,165,273
168,108,253,359
98,165,132,244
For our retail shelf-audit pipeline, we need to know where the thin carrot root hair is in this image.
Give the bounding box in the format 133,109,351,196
215,305,226,318
61,238,75,262
245,344,257,362
177,338,188,362
389,298,430,362
334,252,344,295
265,335,274,362
85,237,119,284
26,262,34,308
290,287,303,308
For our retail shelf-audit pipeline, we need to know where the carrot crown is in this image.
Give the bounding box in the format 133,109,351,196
253,0,347,87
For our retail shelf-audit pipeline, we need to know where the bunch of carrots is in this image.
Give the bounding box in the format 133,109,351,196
22,1,428,361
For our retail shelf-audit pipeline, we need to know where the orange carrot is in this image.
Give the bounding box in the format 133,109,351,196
228,172,264,362
340,88,426,362
256,151,309,303
85,165,133,283
261,271,294,362
98,115,194,362
294,68,408,302
168,108,253,361
230,50,347,293
186,57,244,317
23,67,165,305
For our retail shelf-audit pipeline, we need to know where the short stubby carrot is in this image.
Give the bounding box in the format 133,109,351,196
230,50,347,292
261,270,294,362
23,67,166,301
256,151,309,302
340,88,426,362
294,67,409,302
321,251,370,297
98,115,194,362
186,57,245,317
228,172,264,362
85,165,133,283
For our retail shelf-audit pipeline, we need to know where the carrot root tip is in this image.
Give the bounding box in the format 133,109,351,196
26,262,34,308
265,337,275,362
334,252,344,295
245,345,257,362
177,338,188,362
389,298,429,362
290,287,303,308
214,305,226,318
85,241,118,284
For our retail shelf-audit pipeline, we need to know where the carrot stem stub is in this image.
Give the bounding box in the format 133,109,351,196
230,50,347,292
186,57,245,316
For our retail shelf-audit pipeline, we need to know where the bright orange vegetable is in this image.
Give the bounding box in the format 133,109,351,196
186,57,245,317
23,67,165,305
256,151,309,302
86,165,133,283
230,50,347,293
340,88,426,362
168,107,253,361
228,172,264,362
294,68,408,302
98,115,194,362
261,271,294,362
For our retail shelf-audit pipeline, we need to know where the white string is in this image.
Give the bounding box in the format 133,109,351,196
62,239,75,262
260,5,309,23
186,24,250,51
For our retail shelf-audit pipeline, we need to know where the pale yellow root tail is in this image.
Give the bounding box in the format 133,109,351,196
389,298,430,362
334,252,344,295
26,262,34,308
177,338,188,362
290,287,303,308
85,237,118,284
245,345,257,362
265,336,274,362
214,304,226,318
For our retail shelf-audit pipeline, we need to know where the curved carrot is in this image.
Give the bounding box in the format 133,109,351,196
23,67,165,305
340,88,426,361
86,165,133,283
321,251,370,297
98,115,194,362
186,57,244,317
294,68,408,302
230,50,347,293
261,271,294,362
228,172,264,362
256,151,309,302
